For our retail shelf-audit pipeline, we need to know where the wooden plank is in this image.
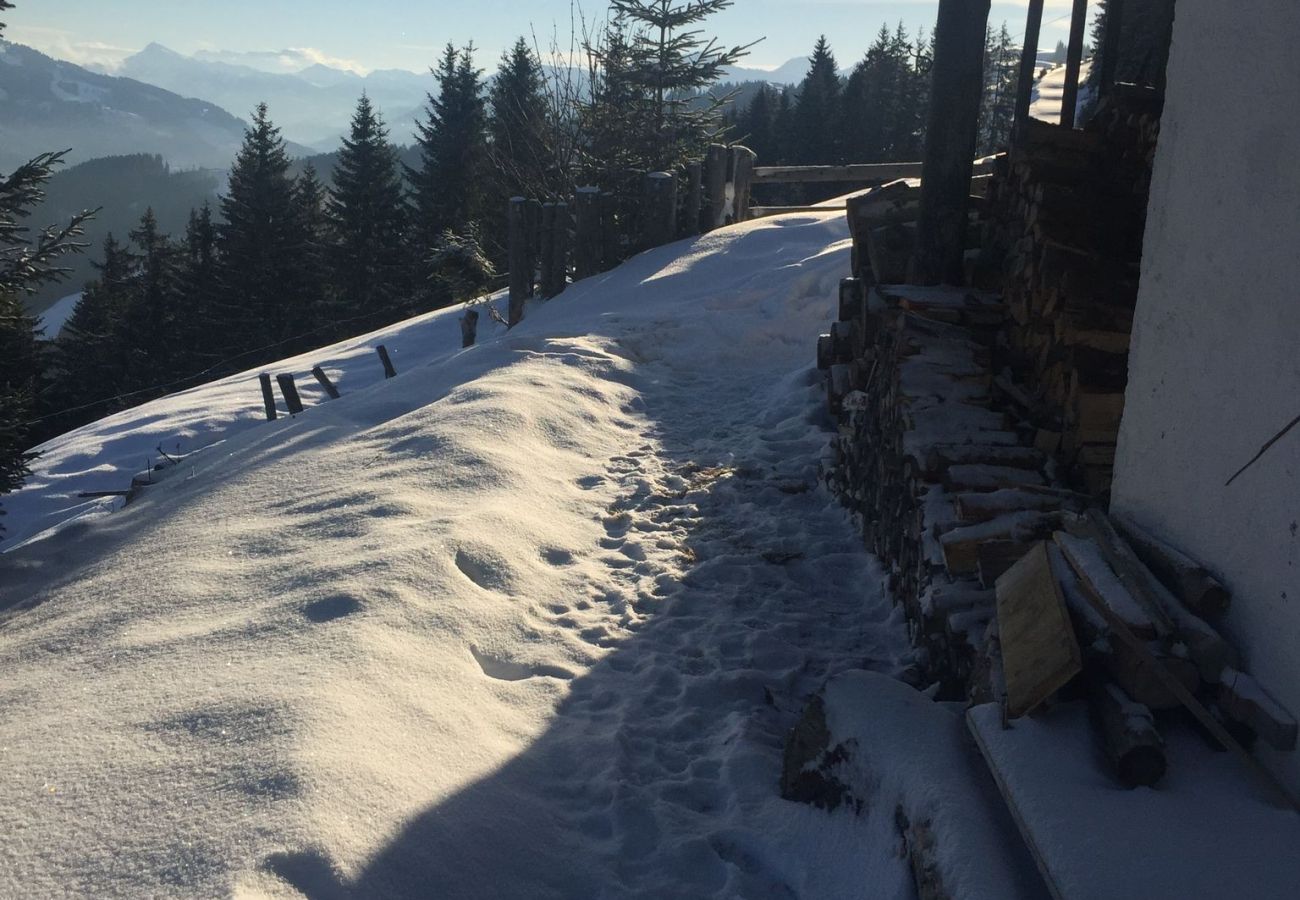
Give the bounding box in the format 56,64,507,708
1059,0,1089,129
1218,669,1298,752
996,541,1083,718
753,158,996,185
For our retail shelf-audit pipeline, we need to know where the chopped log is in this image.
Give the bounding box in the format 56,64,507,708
1083,509,1236,682
259,373,277,421
1054,531,1156,639
941,512,1057,576
311,366,341,399
995,541,1082,718
866,223,915,284
944,464,1046,492
1110,513,1230,617
978,540,1035,589
275,373,304,416
925,444,1045,477
1048,543,1200,711
955,490,1065,523
1218,669,1298,752
816,334,833,371
839,277,866,322
1085,677,1166,788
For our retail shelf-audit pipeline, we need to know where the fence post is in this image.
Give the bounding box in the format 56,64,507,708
730,146,757,223
1014,0,1046,130
550,201,570,296
460,308,479,348
276,373,305,415
539,202,557,298
508,196,529,326
259,373,277,421
526,200,542,293
376,345,397,379
705,144,728,230
311,366,341,399
600,192,620,271
685,160,704,236
643,172,677,250
574,187,602,279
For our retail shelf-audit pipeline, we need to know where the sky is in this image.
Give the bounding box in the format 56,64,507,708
4,1,1091,74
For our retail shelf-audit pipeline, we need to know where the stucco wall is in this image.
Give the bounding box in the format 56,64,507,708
1112,1,1300,781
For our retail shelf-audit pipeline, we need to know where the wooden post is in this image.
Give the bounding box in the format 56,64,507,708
525,200,542,295
915,0,991,285
311,366,341,399
538,202,557,298
507,197,529,327
705,143,728,230
460,308,479,348
276,373,305,415
376,345,397,379
1097,0,1125,100
1059,0,1089,129
574,187,602,279
259,373,277,421
643,172,677,250
685,160,703,236
1014,0,1046,129
600,192,620,271
729,146,757,224
550,201,570,296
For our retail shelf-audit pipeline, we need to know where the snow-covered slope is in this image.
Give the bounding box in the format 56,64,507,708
1030,60,1095,125
0,214,1032,898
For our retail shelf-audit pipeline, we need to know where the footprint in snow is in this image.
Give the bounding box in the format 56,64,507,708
470,645,574,682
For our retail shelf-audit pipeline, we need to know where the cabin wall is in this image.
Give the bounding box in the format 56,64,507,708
1113,0,1300,781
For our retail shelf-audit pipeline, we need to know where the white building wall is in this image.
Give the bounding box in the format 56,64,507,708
1112,0,1300,782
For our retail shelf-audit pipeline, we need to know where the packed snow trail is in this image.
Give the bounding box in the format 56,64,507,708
0,214,1016,897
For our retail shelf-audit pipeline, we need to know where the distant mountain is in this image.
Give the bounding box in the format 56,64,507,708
0,40,270,171
724,57,818,86
117,43,435,150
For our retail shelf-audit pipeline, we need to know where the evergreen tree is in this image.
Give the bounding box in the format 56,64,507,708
0,3,93,524
49,234,134,428
580,22,643,191
173,204,221,369
409,44,489,268
840,27,892,162
119,209,179,391
978,24,1018,155
792,37,842,165
217,103,311,356
294,163,334,331
597,0,754,172
488,38,554,198
328,97,408,323
738,85,778,164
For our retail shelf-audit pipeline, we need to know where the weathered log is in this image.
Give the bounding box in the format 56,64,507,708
507,197,529,327
275,373,304,415
839,277,866,322
376,345,397,379
1110,513,1230,617
550,201,570,296
459,309,479,349
573,187,602,280
705,144,728,230
538,202,557,297
816,334,833,371
259,373,277,421
311,366,341,399
925,444,1045,477
1218,669,1298,752
1085,676,1166,788
730,145,757,223
684,160,704,236
643,172,677,249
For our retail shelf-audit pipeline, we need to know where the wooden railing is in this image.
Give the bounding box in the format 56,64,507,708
749,156,1000,218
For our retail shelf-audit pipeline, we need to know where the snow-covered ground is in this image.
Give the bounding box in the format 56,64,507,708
1030,61,1095,125
0,214,1030,897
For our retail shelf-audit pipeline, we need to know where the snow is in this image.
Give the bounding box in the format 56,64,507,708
0,213,947,896
36,291,81,339
1029,61,1094,125
821,672,1045,899
968,701,1300,900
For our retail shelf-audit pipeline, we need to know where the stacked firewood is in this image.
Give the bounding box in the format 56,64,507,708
983,90,1161,499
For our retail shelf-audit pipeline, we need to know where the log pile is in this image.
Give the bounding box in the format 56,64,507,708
982,88,1162,498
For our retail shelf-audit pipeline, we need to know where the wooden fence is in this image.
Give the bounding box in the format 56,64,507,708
504,144,758,327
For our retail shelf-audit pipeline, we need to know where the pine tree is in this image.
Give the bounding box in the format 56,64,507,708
597,0,754,173
580,22,643,191
49,235,134,429
328,97,408,324
173,204,221,370
118,209,180,391
217,103,311,357
841,27,892,163
489,38,554,199
409,45,489,267
978,24,1019,155
738,85,778,164
1,2,94,524
792,37,842,165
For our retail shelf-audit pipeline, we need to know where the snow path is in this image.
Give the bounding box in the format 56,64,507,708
1,215,914,898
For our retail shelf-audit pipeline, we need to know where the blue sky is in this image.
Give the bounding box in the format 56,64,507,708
5,1,1090,74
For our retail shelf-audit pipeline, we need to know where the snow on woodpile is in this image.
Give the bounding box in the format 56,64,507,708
0,213,1044,897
